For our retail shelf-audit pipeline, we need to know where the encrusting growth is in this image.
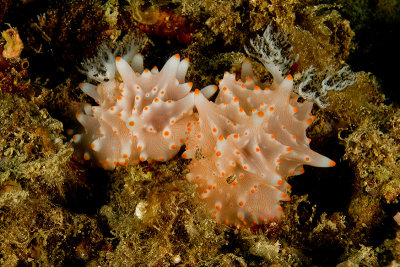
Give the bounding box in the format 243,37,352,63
72,25,352,227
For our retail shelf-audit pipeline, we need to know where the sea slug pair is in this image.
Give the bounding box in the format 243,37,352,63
71,26,355,227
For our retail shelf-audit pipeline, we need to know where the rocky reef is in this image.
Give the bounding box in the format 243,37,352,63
1,0,399,266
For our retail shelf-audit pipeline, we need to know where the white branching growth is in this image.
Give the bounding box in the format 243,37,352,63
246,24,356,108
295,66,356,108
245,24,298,84
79,44,118,82
79,34,146,83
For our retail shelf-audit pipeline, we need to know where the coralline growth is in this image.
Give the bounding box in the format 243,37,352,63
72,25,355,227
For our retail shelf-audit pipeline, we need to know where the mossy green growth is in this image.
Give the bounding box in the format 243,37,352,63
96,159,227,266
322,70,400,233
0,92,105,266
0,196,104,266
0,92,74,197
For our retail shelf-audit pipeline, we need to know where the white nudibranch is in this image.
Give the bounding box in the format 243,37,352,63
71,26,352,227
73,36,195,169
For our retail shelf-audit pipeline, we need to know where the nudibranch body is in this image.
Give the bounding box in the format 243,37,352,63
72,39,197,169
183,59,335,226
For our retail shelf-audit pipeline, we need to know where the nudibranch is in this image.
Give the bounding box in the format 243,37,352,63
72,25,352,227
184,59,335,227
72,38,198,169
182,23,345,227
